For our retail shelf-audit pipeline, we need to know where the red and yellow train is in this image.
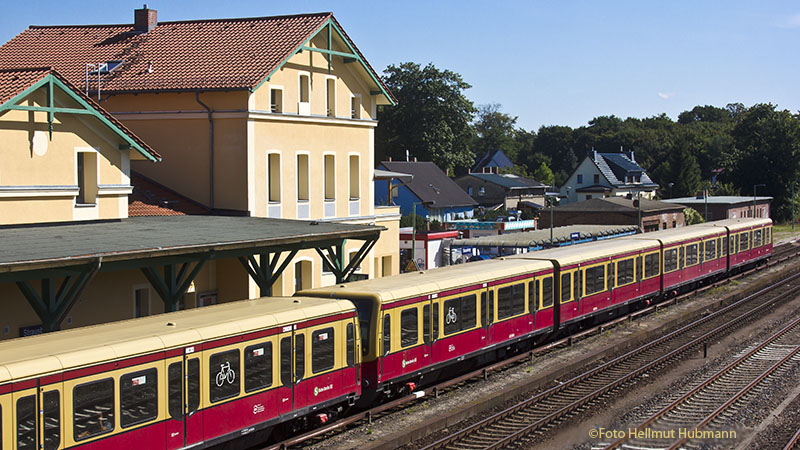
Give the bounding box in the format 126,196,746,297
0,218,772,449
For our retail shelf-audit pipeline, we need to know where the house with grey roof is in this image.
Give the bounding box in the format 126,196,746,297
471,149,515,174
560,150,659,204
663,195,772,221
454,172,549,209
375,161,477,222
540,197,685,232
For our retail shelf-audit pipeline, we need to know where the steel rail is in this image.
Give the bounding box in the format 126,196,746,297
420,269,800,450
605,314,800,449
783,427,800,450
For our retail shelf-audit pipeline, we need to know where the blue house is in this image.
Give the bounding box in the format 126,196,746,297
375,161,476,222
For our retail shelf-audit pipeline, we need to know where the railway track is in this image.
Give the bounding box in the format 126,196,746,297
260,239,800,450
417,265,800,450
601,313,800,449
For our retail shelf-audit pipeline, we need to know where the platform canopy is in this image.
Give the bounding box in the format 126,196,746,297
0,216,385,331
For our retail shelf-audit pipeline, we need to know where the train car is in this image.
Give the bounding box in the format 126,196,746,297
510,237,663,326
706,218,773,269
299,257,554,398
0,297,359,450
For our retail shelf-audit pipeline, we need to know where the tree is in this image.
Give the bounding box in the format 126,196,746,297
530,125,576,181
376,62,476,171
473,104,522,162
663,142,702,198
533,162,555,187
684,208,705,225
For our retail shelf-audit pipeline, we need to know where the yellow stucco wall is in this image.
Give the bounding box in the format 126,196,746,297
0,88,137,225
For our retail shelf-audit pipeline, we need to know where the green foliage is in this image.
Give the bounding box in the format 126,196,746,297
684,208,706,225
473,104,523,162
399,214,443,231
376,62,476,171
533,162,555,187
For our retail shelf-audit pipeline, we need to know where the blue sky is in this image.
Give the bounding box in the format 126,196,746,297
2,1,798,131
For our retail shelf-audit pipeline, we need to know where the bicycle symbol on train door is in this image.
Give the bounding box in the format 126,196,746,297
446,307,457,325
215,361,236,387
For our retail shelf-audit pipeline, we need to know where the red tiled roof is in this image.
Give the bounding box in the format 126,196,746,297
0,12,390,98
129,172,210,216
0,67,160,161
0,66,50,104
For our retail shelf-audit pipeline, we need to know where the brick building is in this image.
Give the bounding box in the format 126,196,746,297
539,197,685,232
663,195,771,221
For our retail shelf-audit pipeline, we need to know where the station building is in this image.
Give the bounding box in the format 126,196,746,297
0,10,397,339
0,7,401,300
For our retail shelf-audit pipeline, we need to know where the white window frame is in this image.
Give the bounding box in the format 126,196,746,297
269,85,284,113
323,152,336,217
75,147,99,207
298,71,311,115
296,151,311,219
267,150,282,218
350,93,362,119
325,75,337,118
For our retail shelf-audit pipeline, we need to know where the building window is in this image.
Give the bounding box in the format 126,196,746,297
478,187,485,196
468,186,473,195
268,153,280,203
326,78,336,117
351,95,361,119
349,155,360,200
76,151,98,205
594,174,599,184
297,154,309,201
134,288,150,318
270,88,283,113
294,260,311,293
324,155,335,200
577,174,583,184
586,195,592,200
299,74,309,103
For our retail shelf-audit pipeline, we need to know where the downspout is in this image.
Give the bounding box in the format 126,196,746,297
195,91,214,210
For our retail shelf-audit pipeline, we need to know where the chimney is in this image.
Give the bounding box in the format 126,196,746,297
388,156,392,162
592,147,597,162
413,157,417,162
135,4,158,33
628,150,635,162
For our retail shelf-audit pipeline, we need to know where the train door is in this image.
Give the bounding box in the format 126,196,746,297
481,285,493,343
422,299,436,367
166,346,202,450
278,327,296,415
12,377,62,450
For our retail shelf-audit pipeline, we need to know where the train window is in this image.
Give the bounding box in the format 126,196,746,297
679,246,684,268
698,242,704,264
754,229,762,247
168,362,182,419
705,240,716,261
383,314,391,355
561,273,572,303
664,249,678,272
585,266,605,295
188,358,200,414
16,395,35,450
489,291,494,324
280,337,291,387
685,244,698,266
312,328,335,374
209,350,240,403
574,271,581,300
607,263,614,289
444,295,477,335
42,391,59,450
433,302,439,338
497,283,525,319
645,253,659,278
734,234,739,253
423,304,431,344
528,280,537,313
766,227,771,244
347,323,356,366
351,298,373,356
740,232,750,251
541,277,554,308
722,237,728,256
73,378,114,441
636,257,643,282
401,308,418,348
462,294,477,330
245,342,273,392
481,292,489,327
295,334,305,382
617,259,634,285
121,368,158,428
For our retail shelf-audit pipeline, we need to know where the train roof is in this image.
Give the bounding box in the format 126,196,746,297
0,296,352,383
702,217,772,232
300,257,552,302
622,224,724,245
508,237,660,265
